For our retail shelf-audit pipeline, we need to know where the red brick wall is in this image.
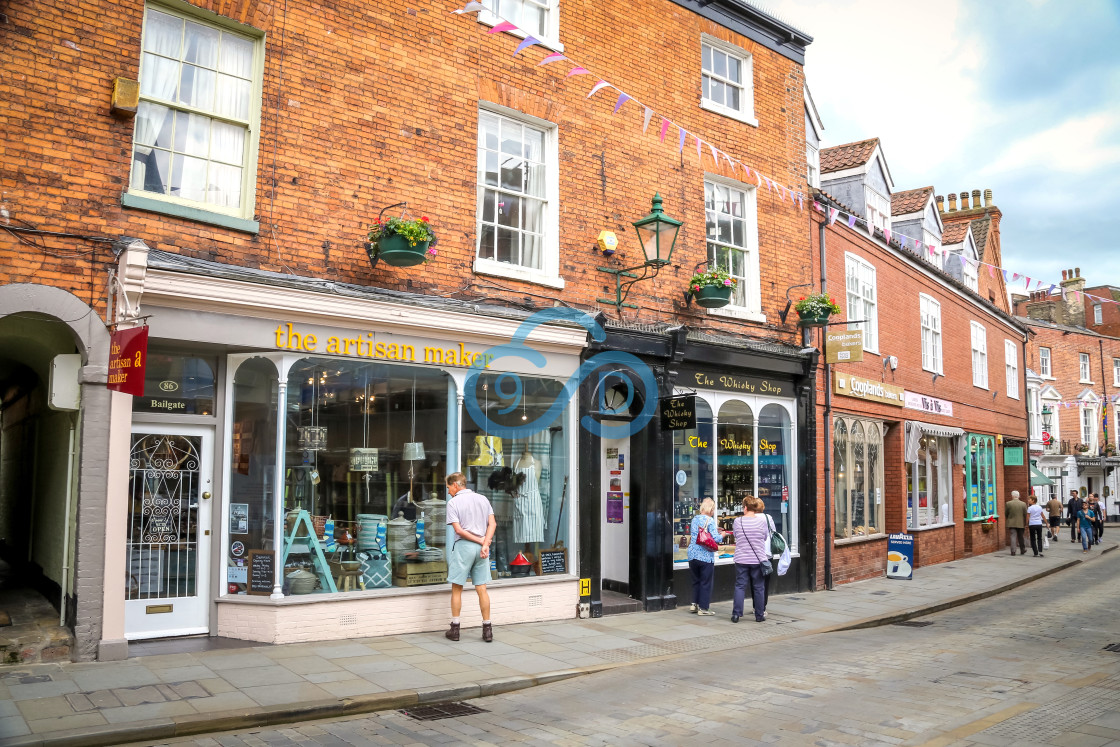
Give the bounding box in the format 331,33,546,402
0,0,812,340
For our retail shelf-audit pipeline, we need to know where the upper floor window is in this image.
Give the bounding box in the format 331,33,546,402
475,106,561,287
806,142,820,188
1004,340,1019,399
1094,304,1103,325
1114,357,1120,387
1081,403,1097,448
970,321,988,389
480,0,557,43
919,295,942,374
845,254,878,353
705,178,760,316
700,36,755,125
962,258,978,292
1080,353,1092,382
1040,347,1052,378
130,5,261,220
865,188,891,232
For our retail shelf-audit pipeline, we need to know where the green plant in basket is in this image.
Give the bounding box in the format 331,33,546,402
688,267,738,292
368,215,438,262
793,292,841,316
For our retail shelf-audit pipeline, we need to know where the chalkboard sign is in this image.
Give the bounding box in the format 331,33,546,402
659,395,696,431
534,547,567,576
247,550,275,595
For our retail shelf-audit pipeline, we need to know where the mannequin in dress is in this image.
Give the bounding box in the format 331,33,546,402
512,447,544,559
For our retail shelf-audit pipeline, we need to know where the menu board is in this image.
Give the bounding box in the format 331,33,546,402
247,550,275,595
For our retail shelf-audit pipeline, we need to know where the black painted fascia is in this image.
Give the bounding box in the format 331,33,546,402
668,0,812,65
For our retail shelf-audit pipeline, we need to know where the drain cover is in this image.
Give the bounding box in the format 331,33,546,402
401,702,488,721
1103,643,1120,652
892,620,933,627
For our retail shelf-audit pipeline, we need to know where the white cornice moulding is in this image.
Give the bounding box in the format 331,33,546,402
140,270,589,351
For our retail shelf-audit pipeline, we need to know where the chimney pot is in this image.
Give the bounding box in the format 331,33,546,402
948,193,957,211
984,188,993,207
1062,270,1068,280
936,194,945,212
960,191,970,209
1075,267,1081,278
971,189,981,209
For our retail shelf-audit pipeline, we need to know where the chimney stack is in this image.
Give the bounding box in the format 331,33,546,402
960,191,970,210
948,193,957,211
936,194,945,212
984,189,993,207
972,189,981,209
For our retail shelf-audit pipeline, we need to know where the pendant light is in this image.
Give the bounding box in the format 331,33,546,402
403,373,425,500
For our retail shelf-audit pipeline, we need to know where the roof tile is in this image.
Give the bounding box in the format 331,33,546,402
820,138,879,173
942,222,970,245
891,186,933,216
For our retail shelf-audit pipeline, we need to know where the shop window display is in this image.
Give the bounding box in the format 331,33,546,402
461,372,569,578
907,436,953,529
965,433,996,519
672,399,715,563
833,416,884,539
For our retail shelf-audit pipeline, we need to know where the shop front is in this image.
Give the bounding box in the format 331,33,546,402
577,323,817,617
106,246,587,647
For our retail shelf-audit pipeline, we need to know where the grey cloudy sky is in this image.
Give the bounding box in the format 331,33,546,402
777,0,1120,290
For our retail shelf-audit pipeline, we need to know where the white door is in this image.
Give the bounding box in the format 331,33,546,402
124,426,213,639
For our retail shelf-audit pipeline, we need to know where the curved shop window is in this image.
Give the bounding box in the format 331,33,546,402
672,394,796,566
833,416,884,540
460,372,570,579
965,433,997,519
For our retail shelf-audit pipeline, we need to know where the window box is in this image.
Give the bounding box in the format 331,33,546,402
693,284,733,308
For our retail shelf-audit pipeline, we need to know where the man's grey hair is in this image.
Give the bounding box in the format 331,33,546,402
1011,490,1020,499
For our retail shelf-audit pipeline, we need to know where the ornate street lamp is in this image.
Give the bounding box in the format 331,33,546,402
597,193,683,311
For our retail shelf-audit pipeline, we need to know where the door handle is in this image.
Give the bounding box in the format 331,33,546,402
202,492,211,500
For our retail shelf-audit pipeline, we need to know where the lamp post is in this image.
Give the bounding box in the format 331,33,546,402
597,193,683,311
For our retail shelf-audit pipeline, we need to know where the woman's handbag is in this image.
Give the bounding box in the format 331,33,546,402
766,515,787,555
738,517,773,576
696,521,720,552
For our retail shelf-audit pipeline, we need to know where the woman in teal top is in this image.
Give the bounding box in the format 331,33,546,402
687,498,724,616
1078,502,1098,553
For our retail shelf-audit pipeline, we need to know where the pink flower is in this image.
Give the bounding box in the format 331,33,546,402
723,279,731,286
693,285,700,291
427,248,437,256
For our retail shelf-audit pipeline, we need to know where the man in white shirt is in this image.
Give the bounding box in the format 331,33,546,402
445,472,497,642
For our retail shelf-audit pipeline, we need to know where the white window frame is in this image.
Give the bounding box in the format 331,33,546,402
806,141,820,188
907,434,954,530
1040,347,1052,378
704,174,762,322
1041,388,1061,453
845,253,879,354
699,34,757,126
1113,357,1120,387
1004,340,1019,399
1028,385,1042,441
865,187,891,232
919,294,942,374
1081,401,1097,451
1080,352,1092,383
1095,304,1103,325
473,103,563,289
478,0,562,51
962,259,979,293
970,321,988,389
126,3,264,228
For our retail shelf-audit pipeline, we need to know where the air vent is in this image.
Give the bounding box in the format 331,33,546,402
401,702,488,721
528,594,543,608
339,613,358,626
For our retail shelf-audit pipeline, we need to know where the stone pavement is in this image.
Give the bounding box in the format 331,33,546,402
0,535,1112,747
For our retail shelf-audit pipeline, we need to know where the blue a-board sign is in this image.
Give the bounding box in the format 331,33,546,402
886,533,914,580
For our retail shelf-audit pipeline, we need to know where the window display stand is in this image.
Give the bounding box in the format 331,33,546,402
282,509,338,593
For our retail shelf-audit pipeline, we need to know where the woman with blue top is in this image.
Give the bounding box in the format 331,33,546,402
1078,500,1098,553
688,498,725,616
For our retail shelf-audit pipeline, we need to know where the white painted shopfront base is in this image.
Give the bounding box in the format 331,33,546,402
215,578,576,644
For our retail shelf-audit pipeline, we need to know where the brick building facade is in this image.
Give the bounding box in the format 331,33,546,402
1,0,820,658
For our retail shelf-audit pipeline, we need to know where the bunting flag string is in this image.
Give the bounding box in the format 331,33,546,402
450,2,805,208
454,2,1120,309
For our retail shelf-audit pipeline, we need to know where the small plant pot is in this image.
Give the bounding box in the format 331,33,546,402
370,234,430,267
797,310,832,327
981,523,993,533
692,285,733,308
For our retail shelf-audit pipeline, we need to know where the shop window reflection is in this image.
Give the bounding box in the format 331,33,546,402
834,416,883,539
717,400,755,533
672,398,714,563
757,404,791,540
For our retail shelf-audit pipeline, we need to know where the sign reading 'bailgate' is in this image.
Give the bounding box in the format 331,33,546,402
833,372,905,406
679,368,790,397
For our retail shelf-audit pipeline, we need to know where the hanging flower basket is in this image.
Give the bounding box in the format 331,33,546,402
980,522,993,533
687,267,737,309
794,293,841,327
367,215,437,268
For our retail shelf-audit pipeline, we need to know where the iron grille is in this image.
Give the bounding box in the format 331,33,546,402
401,702,488,721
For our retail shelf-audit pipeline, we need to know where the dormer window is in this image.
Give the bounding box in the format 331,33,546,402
865,188,891,232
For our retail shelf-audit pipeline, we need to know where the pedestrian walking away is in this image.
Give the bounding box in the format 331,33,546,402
1077,500,1098,553
1026,494,1046,557
1089,493,1104,545
1046,493,1063,539
1068,490,1083,543
1005,490,1027,556
731,494,772,624
444,472,497,642
686,498,727,616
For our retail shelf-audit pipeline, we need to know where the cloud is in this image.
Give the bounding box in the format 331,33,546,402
981,112,1120,176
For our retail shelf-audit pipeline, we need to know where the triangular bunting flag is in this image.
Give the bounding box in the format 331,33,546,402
1002,270,1010,282
613,92,630,113
1011,272,1020,282
883,228,892,244
847,214,857,228
567,67,590,76
1048,284,1056,295
1024,276,1031,287
452,1,486,13
660,118,670,142
813,201,822,212
513,36,540,55
988,265,995,278
960,255,967,269
798,194,804,211
695,135,703,162
723,152,736,172
538,52,567,65
587,80,611,98
708,143,718,165
642,108,653,133
678,128,687,153
777,185,785,201
828,207,839,225
488,21,518,33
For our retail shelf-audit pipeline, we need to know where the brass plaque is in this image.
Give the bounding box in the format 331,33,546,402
145,604,173,614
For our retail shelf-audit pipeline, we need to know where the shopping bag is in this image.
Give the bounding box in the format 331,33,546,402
776,546,792,576
1043,533,1050,550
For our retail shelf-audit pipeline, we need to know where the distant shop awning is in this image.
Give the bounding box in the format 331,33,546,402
1030,463,1054,486
904,421,966,464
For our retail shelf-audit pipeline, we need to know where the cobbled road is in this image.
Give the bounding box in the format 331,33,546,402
144,551,1120,746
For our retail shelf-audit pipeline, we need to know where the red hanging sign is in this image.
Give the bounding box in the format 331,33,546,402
107,326,149,397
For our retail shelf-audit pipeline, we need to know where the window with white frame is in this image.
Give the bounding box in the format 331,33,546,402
1028,386,1042,441
833,416,884,539
920,294,942,374
970,321,988,388
806,142,820,188
865,188,891,232
1005,340,1019,399
700,36,754,123
1040,347,1052,378
1081,403,1097,450
705,178,759,314
962,258,979,292
846,254,878,352
475,107,559,284
1080,353,1092,382
129,5,262,219
1095,304,1103,325
480,0,556,42
907,435,953,529
1043,466,1061,502
1113,357,1119,387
